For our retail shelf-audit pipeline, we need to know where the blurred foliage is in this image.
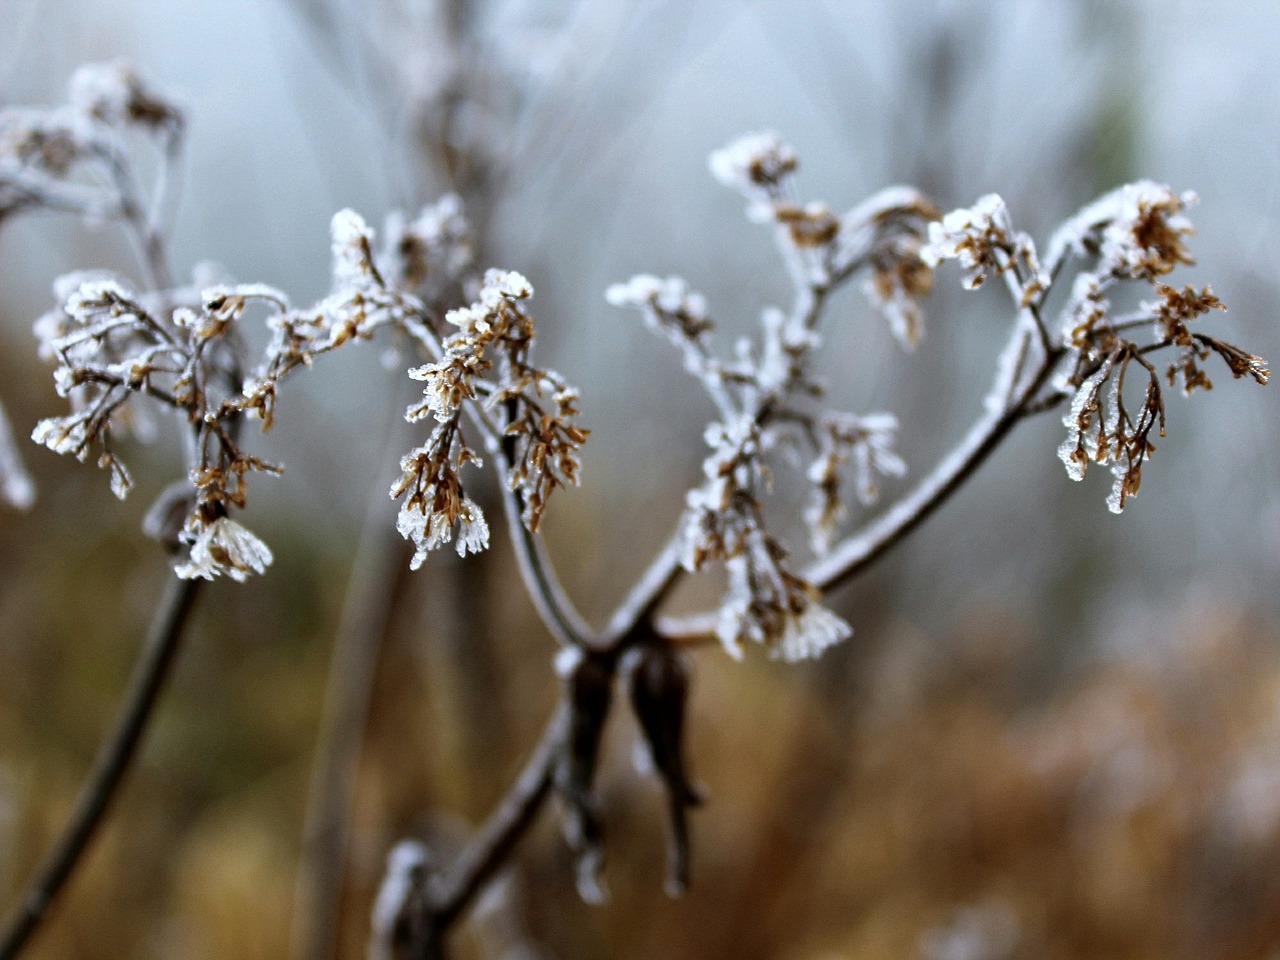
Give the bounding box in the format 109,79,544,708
5,512,1280,959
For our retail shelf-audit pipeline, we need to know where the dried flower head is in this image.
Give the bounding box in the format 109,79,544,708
708,130,798,196
380,193,473,294
1049,180,1197,282
920,193,1014,289
69,61,182,131
394,267,587,561
174,516,274,582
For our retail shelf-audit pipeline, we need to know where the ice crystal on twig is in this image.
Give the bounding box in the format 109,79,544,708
379,193,474,296
391,421,488,568
174,516,273,582
708,130,798,216
931,184,1267,513
1047,180,1197,282
805,412,906,553
0,61,182,234
394,268,587,559
69,61,183,133
609,133,933,659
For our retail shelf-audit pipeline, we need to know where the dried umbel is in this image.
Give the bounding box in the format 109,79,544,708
394,266,588,562
610,131,936,661
2,61,1271,960
15,57,585,581
923,183,1267,515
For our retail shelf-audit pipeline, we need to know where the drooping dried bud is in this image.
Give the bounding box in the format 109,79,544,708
624,643,703,897
553,647,614,904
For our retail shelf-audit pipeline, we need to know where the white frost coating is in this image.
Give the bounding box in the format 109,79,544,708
369,840,430,960
1044,180,1196,278
605,274,707,322
773,602,852,663
1057,358,1113,482
984,328,1028,414
842,185,931,229
69,61,179,129
31,414,88,457
708,130,798,195
65,278,134,318
330,208,376,288
479,268,533,305
201,283,290,312
0,105,103,173
0,401,35,509
862,272,924,351
1105,460,1131,516
1060,271,1109,343
920,194,1012,288
175,517,274,582
396,496,489,569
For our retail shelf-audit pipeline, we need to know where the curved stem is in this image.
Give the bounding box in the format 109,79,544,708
656,335,1067,642
498,480,596,649
806,345,1063,593
0,575,202,960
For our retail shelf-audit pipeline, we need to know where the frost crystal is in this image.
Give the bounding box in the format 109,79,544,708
0,106,100,176
774,602,853,663
805,412,906,552
709,131,797,192
1047,180,1197,281
605,275,711,349
69,61,181,131
397,495,490,569
605,274,706,320
380,193,473,292
330,209,379,289
708,131,798,216
399,265,586,545
479,268,533,304
920,194,1013,289
175,517,274,582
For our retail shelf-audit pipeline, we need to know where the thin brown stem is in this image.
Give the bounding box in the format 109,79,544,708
0,575,202,960
657,333,1067,642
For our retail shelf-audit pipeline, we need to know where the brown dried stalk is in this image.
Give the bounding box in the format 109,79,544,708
0,576,202,960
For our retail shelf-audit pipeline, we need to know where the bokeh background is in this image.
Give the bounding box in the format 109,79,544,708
3,1,1280,958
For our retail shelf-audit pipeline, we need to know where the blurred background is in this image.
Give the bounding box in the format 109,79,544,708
2,0,1280,957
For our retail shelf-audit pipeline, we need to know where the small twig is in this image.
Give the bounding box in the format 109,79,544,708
0,575,202,960
498,480,596,649
806,342,1064,593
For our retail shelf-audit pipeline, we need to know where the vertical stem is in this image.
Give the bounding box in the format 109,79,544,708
0,575,202,960
289,516,408,960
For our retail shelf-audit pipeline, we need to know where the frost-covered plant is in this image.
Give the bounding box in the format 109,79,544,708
0,70,1267,960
